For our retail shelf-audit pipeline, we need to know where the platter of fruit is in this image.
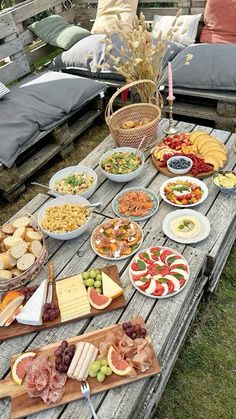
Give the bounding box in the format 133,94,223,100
0,317,160,418
91,218,143,260
152,131,228,179
129,247,190,298
0,265,126,341
160,176,208,207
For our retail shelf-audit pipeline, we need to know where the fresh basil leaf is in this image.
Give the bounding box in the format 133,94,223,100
137,260,146,271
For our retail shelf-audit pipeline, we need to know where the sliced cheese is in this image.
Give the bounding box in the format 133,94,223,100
102,271,124,299
0,295,24,326
16,279,47,326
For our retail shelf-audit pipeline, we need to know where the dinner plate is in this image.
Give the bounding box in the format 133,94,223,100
160,176,208,208
162,209,211,244
112,187,159,222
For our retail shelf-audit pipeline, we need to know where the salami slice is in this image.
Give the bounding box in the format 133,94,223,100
50,368,67,389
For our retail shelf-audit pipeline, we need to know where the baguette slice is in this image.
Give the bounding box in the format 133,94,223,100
17,253,35,272
6,251,17,268
11,268,22,277
2,224,15,235
13,227,26,240
10,240,28,259
12,217,30,229
0,230,5,241
0,254,12,270
0,269,12,280
25,230,42,242
3,236,23,250
28,240,43,258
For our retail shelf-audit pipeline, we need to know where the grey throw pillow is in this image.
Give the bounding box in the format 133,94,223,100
29,15,90,50
0,82,10,99
172,44,236,91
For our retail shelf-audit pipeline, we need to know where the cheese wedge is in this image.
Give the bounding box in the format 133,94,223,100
0,295,24,326
102,271,124,299
16,279,47,326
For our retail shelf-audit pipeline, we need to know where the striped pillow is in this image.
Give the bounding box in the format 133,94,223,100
0,82,10,99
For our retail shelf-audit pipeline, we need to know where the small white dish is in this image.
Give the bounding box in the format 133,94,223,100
167,156,193,175
99,147,145,183
162,209,211,244
49,165,97,198
160,176,208,208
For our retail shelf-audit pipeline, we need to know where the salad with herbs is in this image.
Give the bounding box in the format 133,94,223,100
101,152,142,175
54,173,95,195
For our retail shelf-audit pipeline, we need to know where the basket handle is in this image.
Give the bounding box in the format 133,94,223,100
105,79,160,124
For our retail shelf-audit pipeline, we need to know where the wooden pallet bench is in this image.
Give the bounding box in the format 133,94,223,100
0,118,235,418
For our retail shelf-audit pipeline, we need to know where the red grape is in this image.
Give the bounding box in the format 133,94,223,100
54,347,63,357
42,313,50,322
61,340,68,348
58,364,64,373
134,324,141,332
69,344,76,352
131,332,137,339
64,355,71,366
55,357,62,365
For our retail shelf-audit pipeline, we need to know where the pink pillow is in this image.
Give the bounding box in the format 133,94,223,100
200,0,236,43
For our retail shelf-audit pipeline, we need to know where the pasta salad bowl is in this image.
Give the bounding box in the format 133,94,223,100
38,195,93,240
49,165,97,198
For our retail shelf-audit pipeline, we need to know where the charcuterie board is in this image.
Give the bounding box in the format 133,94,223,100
0,265,126,341
151,154,215,179
0,317,160,419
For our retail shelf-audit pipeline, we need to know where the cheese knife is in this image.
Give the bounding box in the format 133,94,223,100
46,262,54,303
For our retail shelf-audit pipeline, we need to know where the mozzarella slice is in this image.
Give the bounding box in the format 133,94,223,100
161,283,169,296
170,268,189,280
170,258,187,267
145,279,156,295
165,275,181,291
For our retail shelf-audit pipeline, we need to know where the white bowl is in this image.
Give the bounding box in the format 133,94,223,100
38,195,92,240
160,176,208,208
167,156,193,175
99,147,145,183
49,165,97,198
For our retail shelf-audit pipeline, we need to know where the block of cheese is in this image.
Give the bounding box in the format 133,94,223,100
102,271,124,299
16,279,47,326
56,274,91,322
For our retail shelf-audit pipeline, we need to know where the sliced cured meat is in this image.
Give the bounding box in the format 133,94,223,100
50,368,67,389
41,385,65,405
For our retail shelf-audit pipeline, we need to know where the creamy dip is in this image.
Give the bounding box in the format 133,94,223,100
170,216,201,239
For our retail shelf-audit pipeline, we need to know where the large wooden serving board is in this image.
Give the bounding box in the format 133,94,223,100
0,317,160,419
151,154,216,179
0,265,126,341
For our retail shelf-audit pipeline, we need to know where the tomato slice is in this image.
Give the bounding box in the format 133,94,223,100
153,282,165,296
147,263,163,276
131,261,140,271
160,250,173,263
171,264,188,271
139,251,153,264
150,247,161,260
166,279,175,294
139,278,151,291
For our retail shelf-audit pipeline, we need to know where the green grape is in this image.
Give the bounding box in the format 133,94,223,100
100,366,108,375
96,372,106,383
105,367,112,376
89,270,97,279
89,369,97,378
86,278,95,287
96,288,102,294
83,280,87,286
101,359,108,366
82,272,90,280
96,273,102,281
94,280,101,288
95,270,101,275
90,361,101,373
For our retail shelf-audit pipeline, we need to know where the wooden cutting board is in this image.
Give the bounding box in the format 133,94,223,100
0,317,161,419
0,265,126,341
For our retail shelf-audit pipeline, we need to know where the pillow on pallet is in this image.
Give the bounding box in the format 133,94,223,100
29,15,90,50
153,14,202,46
172,44,236,91
0,82,10,99
91,0,138,34
200,0,236,43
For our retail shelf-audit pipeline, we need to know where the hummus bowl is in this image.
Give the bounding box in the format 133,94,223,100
162,209,211,244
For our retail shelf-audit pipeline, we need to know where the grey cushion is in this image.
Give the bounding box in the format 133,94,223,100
29,15,90,50
0,82,10,99
172,44,236,91
0,71,106,167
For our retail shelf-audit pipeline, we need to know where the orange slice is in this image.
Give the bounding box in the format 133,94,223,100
11,352,36,385
107,345,132,376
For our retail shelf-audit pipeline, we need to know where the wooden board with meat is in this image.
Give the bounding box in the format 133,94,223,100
0,265,126,341
0,317,160,419
152,131,228,179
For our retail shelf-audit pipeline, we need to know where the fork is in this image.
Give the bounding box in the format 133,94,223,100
81,381,98,419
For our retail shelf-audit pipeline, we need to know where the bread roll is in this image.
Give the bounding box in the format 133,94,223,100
25,230,42,242
0,269,12,280
11,268,22,277
28,240,43,258
3,236,23,250
0,254,12,270
12,217,30,229
2,224,15,235
13,227,26,240
6,251,17,268
17,253,35,272
0,242,7,253
10,241,28,259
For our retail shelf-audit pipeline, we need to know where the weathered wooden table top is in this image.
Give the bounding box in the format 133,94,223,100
0,118,235,419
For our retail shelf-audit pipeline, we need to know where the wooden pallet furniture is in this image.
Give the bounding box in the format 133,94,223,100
0,118,235,418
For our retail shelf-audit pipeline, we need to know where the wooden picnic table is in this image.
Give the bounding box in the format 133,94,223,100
0,118,235,419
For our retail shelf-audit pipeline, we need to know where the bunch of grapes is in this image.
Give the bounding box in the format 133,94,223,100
54,340,76,373
21,285,39,302
82,269,102,293
122,322,147,340
89,359,112,383
42,302,60,322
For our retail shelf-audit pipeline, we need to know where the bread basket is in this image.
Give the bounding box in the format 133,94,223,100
0,214,47,292
105,79,162,149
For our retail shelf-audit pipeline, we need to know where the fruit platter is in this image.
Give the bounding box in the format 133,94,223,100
129,247,190,298
0,265,126,341
0,317,160,418
91,218,143,260
160,176,208,207
152,131,228,179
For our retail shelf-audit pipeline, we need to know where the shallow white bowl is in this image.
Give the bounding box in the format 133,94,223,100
167,156,193,175
49,165,97,198
99,147,145,183
160,176,208,208
38,195,92,240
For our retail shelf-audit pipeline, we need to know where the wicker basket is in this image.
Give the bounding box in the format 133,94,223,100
0,214,48,292
105,79,162,149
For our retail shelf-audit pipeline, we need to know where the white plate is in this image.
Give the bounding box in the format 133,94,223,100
160,176,208,208
162,209,211,244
